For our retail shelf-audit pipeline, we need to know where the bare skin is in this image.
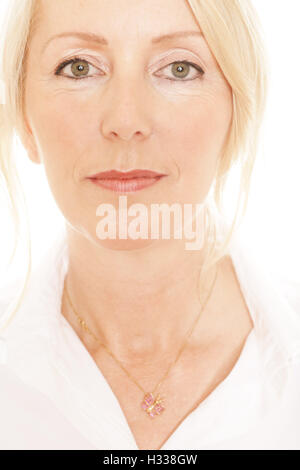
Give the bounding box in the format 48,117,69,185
61,255,253,450
21,0,253,450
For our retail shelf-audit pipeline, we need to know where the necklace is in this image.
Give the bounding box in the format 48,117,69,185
64,265,218,419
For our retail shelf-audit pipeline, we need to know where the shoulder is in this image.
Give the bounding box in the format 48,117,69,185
268,270,300,320
0,277,32,366
0,363,50,449
267,272,300,372
0,364,94,450
0,277,24,334
0,277,21,306
230,231,300,315
277,276,300,312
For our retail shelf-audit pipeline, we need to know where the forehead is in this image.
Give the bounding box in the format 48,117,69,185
36,0,201,42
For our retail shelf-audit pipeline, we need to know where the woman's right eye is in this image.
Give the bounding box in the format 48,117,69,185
55,57,103,80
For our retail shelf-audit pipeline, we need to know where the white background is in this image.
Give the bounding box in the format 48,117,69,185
0,1,299,284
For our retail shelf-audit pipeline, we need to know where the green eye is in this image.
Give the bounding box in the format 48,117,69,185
171,62,190,79
55,56,204,83
159,60,205,82
70,59,90,78
55,57,95,80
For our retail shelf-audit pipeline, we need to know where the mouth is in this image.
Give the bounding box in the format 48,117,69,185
87,169,168,193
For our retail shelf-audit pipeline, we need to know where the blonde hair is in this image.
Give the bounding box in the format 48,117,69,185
0,0,269,333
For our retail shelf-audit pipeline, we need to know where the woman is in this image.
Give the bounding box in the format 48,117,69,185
0,0,300,451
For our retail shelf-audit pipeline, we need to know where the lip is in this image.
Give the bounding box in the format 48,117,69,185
87,169,167,193
89,169,166,179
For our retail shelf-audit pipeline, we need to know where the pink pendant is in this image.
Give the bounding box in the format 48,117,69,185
141,392,165,418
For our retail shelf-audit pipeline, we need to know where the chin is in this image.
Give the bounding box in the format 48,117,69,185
95,238,159,252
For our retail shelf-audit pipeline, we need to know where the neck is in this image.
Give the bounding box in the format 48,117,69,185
61,227,219,366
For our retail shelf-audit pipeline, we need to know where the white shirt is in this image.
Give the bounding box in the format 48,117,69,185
0,228,300,450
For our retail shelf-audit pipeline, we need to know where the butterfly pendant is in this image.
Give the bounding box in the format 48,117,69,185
141,392,165,418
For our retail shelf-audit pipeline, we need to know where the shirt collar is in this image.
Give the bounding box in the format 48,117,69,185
4,227,300,388
228,229,300,393
2,228,300,449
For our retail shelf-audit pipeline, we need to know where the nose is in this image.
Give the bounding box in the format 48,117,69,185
100,76,153,143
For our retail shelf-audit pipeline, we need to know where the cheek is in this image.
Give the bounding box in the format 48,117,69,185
29,94,95,182
172,102,230,167
170,89,231,157
160,89,232,199
26,93,99,222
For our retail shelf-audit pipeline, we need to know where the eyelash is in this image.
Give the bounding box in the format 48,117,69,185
54,56,205,83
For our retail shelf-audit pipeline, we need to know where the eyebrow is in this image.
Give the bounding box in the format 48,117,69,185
42,30,203,52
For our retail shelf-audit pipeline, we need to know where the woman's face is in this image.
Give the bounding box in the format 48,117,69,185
23,0,232,250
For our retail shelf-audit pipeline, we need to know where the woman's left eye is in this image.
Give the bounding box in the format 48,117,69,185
156,61,205,81
54,57,205,82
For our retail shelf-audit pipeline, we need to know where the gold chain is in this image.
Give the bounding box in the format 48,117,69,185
64,265,218,397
